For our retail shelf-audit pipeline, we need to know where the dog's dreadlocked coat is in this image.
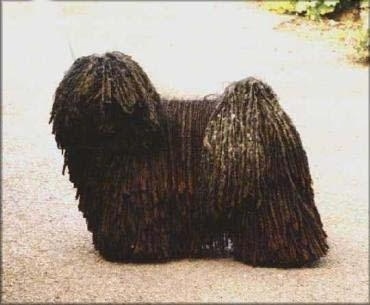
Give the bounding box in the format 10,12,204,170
50,51,328,267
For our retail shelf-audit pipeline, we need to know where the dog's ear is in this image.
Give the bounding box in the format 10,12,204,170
200,77,328,266
50,51,164,153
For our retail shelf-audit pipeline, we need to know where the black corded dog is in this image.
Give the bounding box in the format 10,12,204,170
50,51,328,267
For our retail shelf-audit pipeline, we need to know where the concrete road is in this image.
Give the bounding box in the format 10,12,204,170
2,1,368,303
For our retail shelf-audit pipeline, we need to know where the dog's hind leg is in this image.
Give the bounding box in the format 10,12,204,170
201,77,328,267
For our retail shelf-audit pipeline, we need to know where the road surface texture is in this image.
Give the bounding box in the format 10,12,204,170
3,1,368,303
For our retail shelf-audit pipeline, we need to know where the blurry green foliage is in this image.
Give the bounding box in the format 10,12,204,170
262,0,360,20
262,0,369,63
351,27,370,63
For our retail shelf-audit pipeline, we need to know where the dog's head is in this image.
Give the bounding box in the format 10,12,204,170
50,51,164,153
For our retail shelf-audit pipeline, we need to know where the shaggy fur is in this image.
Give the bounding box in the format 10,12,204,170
50,51,328,267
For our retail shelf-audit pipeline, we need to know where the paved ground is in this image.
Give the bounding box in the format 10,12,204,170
2,1,369,303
